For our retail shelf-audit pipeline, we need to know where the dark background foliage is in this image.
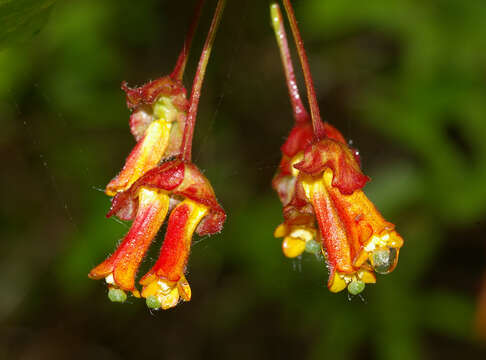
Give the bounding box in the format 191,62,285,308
1,0,486,359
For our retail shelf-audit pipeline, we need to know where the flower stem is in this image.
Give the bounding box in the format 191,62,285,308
270,3,309,124
181,0,226,161
170,0,206,81
282,0,325,138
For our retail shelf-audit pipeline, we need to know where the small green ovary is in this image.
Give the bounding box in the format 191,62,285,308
146,295,161,310
347,280,365,295
108,288,127,303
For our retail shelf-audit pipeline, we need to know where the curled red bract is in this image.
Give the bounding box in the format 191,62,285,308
107,159,226,236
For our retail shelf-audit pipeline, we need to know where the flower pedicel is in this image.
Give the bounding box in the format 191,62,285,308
89,0,227,310
271,1,404,295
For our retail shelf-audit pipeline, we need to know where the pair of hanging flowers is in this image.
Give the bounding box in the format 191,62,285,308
89,0,404,309
89,0,226,310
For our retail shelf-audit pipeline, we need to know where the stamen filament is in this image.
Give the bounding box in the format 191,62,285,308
181,0,226,161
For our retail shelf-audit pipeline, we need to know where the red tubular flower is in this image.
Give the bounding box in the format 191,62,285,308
89,0,227,309
101,159,225,309
271,2,404,294
88,187,170,296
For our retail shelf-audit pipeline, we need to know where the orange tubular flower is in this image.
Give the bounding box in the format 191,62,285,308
105,78,188,196
88,187,170,297
89,0,227,310
97,160,225,309
271,2,404,295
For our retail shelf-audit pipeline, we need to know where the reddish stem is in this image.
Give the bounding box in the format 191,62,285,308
282,0,325,138
270,3,309,124
170,0,206,81
180,0,226,161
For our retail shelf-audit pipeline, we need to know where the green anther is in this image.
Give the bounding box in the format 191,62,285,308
304,240,320,255
146,295,161,309
347,280,365,295
108,288,127,303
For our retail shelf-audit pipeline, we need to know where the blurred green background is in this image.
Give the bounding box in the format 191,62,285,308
1,0,486,359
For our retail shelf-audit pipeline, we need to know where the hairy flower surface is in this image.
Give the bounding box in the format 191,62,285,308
89,0,227,310
271,1,403,295
90,159,225,309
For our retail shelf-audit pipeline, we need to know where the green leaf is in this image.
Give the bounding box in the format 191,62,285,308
0,0,56,48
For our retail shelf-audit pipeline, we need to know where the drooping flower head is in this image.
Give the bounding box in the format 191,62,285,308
89,0,227,310
271,1,404,295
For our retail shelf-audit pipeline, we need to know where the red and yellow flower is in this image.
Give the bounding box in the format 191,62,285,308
90,159,225,309
271,1,403,295
89,0,227,309
105,77,189,196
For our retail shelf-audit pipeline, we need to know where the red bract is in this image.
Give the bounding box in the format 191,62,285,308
108,160,226,236
294,138,369,195
271,1,403,294
89,0,227,310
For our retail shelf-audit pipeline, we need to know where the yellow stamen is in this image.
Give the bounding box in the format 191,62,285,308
141,275,192,310
329,271,347,293
358,269,376,284
282,236,306,258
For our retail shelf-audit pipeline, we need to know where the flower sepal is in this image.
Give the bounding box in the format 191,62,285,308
295,139,370,195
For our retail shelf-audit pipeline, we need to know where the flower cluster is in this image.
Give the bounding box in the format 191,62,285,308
271,1,404,295
90,159,225,309
89,0,227,310
89,0,405,309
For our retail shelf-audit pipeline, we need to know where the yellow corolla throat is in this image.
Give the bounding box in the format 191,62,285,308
354,230,403,274
274,223,320,258
142,275,192,310
328,268,377,294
